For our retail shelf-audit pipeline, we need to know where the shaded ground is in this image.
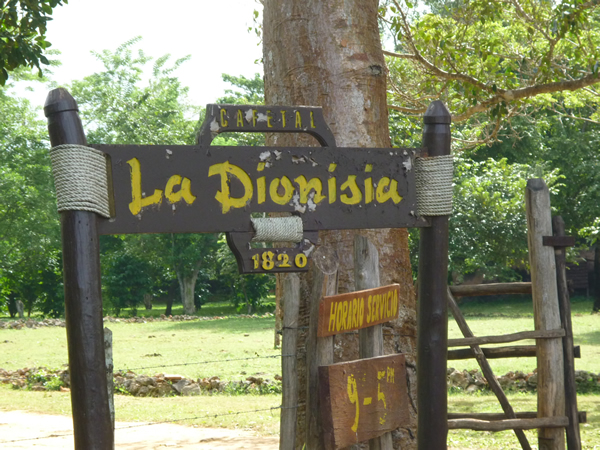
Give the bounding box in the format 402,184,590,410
0,411,279,449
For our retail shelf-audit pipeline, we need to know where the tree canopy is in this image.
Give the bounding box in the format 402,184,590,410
0,0,66,85
381,0,600,147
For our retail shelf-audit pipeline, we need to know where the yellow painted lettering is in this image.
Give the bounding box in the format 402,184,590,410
236,109,244,127
257,177,266,204
208,161,253,213
127,158,163,215
352,298,358,328
340,175,362,205
165,175,196,205
376,177,403,204
266,110,273,128
295,111,302,128
345,300,352,330
342,301,348,331
365,177,374,203
336,301,343,332
347,375,360,432
310,111,315,128
367,295,372,323
252,109,258,127
280,110,286,127
269,176,294,205
394,290,399,316
387,367,395,383
328,178,337,204
329,302,337,332
220,108,228,127
294,176,326,204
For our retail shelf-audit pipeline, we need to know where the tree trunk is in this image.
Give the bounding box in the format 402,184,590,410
263,2,417,449
594,245,600,312
178,271,199,315
165,297,174,316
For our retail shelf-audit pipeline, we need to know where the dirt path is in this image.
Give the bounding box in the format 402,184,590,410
0,410,279,449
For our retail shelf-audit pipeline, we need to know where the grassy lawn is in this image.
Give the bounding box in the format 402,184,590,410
449,295,600,374
0,315,280,381
0,384,281,434
448,391,600,449
1,294,599,446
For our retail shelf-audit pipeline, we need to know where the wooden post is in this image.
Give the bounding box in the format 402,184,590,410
44,88,114,450
418,100,451,450
525,179,565,450
354,236,392,450
306,246,338,449
280,273,300,450
552,216,582,450
104,328,115,440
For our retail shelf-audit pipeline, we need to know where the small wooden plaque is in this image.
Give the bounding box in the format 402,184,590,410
319,354,410,450
317,284,400,337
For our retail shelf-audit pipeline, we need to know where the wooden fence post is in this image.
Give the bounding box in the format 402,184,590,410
280,273,300,450
354,235,392,450
306,246,338,449
525,179,565,450
104,327,115,441
552,216,582,450
418,100,451,450
44,88,114,450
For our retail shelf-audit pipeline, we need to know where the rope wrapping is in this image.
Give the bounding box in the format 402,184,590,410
251,216,303,243
415,155,454,216
50,144,111,218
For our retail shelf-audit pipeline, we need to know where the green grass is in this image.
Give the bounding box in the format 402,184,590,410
0,316,281,381
448,391,600,449
449,295,600,375
2,294,599,445
0,384,281,434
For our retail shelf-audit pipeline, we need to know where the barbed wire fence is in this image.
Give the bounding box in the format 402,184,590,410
0,349,300,445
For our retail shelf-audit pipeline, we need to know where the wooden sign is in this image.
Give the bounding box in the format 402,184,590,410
92,145,426,235
197,104,337,147
318,284,400,337
319,354,409,449
87,104,427,273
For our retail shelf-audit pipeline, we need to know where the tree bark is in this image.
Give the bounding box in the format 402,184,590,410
263,2,417,448
178,271,199,315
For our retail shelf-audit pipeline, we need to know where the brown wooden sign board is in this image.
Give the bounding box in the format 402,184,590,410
197,104,337,147
92,144,427,235
319,354,410,450
317,284,400,337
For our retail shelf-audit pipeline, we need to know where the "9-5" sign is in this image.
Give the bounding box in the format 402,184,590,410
318,354,410,449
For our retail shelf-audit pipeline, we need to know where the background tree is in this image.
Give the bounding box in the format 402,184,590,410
263,1,417,447
382,0,600,147
0,0,66,84
0,77,62,316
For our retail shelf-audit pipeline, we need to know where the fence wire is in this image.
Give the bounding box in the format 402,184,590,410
118,353,294,373
0,405,289,444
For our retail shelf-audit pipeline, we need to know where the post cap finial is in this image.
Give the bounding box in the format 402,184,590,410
424,100,451,124
44,88,79,117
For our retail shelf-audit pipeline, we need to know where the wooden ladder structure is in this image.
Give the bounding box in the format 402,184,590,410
445,180,585,450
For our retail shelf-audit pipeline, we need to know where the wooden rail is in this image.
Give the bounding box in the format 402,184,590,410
448,416,569,431
447,345,580,360
449,282,532,297
448,328,565,347
448,412,586,423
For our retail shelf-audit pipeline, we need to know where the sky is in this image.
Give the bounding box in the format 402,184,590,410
21,0,263,108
